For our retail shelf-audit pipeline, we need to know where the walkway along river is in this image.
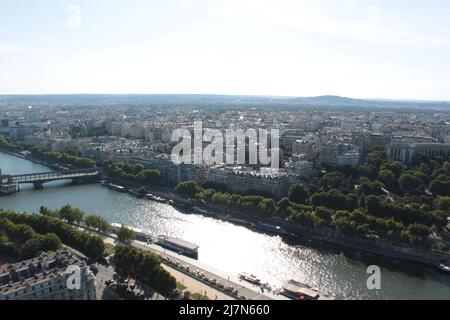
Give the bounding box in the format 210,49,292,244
1,152,450,299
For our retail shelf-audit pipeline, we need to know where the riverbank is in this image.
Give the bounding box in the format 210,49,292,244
77,224,281,300
105,177,450,269
3,151,450,299
3,147,449,270
0,146,100,174
0,148,71,172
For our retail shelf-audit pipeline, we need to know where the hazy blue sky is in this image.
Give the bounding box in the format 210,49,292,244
1,0,450,100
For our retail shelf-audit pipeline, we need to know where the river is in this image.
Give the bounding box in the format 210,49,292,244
0,152,449,300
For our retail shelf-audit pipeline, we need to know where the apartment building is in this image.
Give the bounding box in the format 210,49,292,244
0,251,96,300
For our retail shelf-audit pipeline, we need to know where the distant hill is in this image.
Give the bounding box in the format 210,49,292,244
0,94,449,111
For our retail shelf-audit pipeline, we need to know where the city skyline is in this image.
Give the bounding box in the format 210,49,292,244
1,0,450,100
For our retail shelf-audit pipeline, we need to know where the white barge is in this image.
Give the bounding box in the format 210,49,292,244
156,235,199,259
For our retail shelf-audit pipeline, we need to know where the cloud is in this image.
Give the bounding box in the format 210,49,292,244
66,5,81,31
207,0,450,46
0,43,32,54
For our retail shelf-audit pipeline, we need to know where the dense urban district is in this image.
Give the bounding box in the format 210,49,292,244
0,94,450,300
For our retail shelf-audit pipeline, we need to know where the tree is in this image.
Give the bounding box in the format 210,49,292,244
152,269,176,297
407,223,431,241
113,245,175,297
84,236,105,258
84,214,111,233
175,181,203,198
9,224,36,243
367,151,385,170
359,178,384,196
39,206,58,218
380,161,406,178
0,210,105,258
21,238,43,259
358,165,377,179
59,205,84,224
288,184,310,204
277,198,292,212
258,198,277,216
311,189,356,211
117,225,135,244
333,216,356,236
431,168,449,180
40,233,62,251
0,235,8,247
195,188,216,201
431,210,449,230
317,172,346,192
365,195,381,216
399,173,422,194
314,206,333,224
142,169,161,185
379,170,397,190
435,197,450,211
429,175,450,196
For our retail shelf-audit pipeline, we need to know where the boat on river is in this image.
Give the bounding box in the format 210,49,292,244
145,193,167,203
253,222,289,235
156,235,199,259
238,272,261,285
280,280,321,300
439,264,450,274
107,183,127,193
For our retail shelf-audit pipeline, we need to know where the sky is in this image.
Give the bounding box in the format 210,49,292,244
1,0,450,100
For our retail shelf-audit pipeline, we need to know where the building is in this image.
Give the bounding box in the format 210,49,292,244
280,129,305,150
25,107,40,122
132,155,207,185
207,165,291,199
0,251,96,300
386,141,450,164
319,143,340,167
337,151,361,167
319,142,361,168
285,155,315,178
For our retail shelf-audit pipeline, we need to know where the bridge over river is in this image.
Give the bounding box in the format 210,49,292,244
0,169,100,194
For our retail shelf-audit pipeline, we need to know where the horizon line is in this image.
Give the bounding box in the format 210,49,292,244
0,92,449,103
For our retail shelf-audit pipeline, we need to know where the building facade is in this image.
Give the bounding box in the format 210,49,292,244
0,251,96,300
386,142,450,164
207,165,291,199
